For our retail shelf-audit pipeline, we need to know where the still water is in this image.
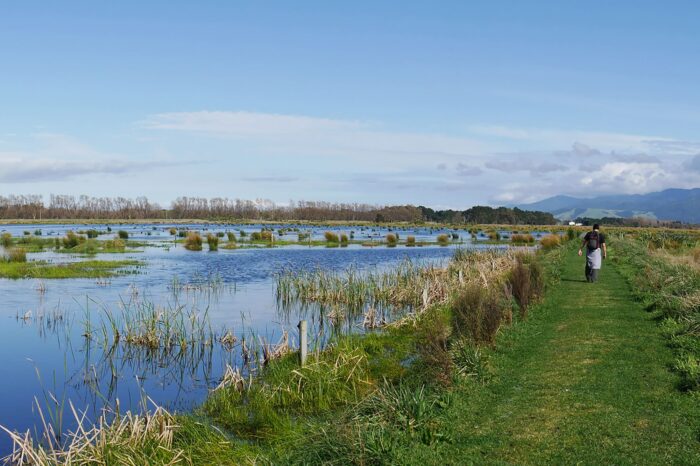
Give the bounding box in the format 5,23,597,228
0,223,521,453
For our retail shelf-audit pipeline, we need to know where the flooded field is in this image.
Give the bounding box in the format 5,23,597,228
0,222,539,454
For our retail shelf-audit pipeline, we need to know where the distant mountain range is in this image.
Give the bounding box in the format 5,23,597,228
516,188,700,224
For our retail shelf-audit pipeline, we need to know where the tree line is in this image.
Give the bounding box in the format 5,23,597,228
0,194,556,224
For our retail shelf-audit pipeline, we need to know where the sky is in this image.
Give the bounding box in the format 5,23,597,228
1,0,700,209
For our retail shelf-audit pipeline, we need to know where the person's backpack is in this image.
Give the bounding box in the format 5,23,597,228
587,231,600,251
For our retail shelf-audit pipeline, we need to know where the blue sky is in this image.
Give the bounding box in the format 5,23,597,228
1,1,700,208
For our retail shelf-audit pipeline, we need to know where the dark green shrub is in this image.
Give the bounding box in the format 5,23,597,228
117,230,129,240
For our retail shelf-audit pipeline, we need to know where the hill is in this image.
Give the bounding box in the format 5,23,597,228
518,188,700,223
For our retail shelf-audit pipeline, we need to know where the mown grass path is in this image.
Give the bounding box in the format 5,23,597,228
427,247,700,465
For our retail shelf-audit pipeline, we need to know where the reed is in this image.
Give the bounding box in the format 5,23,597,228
406,235,416,247
437,234,450,246
386,233,398,247
0,399,183,465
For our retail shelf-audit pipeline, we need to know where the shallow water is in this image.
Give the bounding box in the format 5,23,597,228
0,223,524,453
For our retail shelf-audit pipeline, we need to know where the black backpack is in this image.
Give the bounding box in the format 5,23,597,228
588,231,600,250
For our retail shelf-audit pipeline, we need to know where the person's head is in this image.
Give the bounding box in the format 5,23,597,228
593,223,600,231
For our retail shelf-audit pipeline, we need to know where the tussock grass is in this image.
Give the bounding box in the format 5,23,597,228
539,234,561,250
511,233,535,244
184,232,203,251
206,234,219,251
1,232,12,248
3,247,27,263
324,231,339,243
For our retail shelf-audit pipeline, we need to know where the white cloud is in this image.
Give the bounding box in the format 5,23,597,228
140,111,492,163
468,124,674,153
0,133,197,183
140,111,365,136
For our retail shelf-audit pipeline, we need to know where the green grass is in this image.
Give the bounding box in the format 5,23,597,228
7,239,699,464
418,243,700,465
236,243,699,464
0,259,142,279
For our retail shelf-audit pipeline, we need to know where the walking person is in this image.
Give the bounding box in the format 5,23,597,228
578,224,607,282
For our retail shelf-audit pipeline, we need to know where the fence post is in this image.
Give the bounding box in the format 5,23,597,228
298,320,308,366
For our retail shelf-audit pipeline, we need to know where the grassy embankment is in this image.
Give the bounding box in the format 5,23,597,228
5,232,700,464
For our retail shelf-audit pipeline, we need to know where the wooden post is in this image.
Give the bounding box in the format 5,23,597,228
298,320,308,366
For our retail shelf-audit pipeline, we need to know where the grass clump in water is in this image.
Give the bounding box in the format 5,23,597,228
2,247,27,263
324,231,339,243
206,234,219,251
1,232,12,248
184,232,203,251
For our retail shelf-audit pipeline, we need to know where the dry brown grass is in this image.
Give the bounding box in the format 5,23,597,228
1,399,183,466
